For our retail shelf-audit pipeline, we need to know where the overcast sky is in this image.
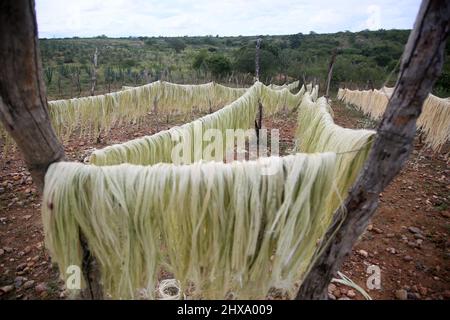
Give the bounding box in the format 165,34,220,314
36,0,422,38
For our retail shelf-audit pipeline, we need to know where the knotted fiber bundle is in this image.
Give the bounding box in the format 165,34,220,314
338,88,450,151
89,82,306,166
43,152,343,300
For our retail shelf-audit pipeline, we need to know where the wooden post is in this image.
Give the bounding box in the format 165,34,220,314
325,49,338,99
91,48,98,96
255,38,262,82
0,0,103,299
258,101,263,132
302,74,307,91
297,76,303,91
255,101,263,144
296,0,449,300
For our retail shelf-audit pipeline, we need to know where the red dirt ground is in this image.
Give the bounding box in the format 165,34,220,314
0,100,448,300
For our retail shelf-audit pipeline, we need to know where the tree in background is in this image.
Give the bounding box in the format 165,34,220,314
233,41,278,81
44,66,53,86
104,66,115,92
205,54,231,78
165,38,186,53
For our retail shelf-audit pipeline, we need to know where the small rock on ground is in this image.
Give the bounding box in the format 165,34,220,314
395,289,408,300
23,280,35,289
358,249,368,258
35,282,47,293
347,289,356,298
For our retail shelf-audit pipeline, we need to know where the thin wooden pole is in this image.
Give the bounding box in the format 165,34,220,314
258,101,263,131
255,101,263,144
325,49,338,99
296,0,449,300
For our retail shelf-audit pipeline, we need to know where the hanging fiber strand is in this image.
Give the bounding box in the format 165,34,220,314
43,152,344,300
0,80,303,155
89,82,306,166
0,81,248,153
269,80,300,92
338,88,450,151
296,92,376,208
42,88,375,300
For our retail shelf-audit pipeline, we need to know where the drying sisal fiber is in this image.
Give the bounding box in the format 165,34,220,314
269,80,300,92
89,82,306,166
337,88,389,120
338,87,450,151
47,81,247,140
260,84,306,114
296,93,376,205
42,87,376,300
43,152,347,300
0,80,303,155
0,81,248,152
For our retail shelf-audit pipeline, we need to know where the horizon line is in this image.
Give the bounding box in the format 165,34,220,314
38,28,412,40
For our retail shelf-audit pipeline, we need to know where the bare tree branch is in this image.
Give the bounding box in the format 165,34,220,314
296,0,450,300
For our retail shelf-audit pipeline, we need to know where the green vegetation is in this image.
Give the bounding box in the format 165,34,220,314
39,30,450,99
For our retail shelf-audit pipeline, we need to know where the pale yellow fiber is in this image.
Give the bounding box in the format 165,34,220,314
338,88,450,151
40,82,375,301
90,82,306,166
269,80,300,91
0,81,247,151
296,93,376,206
43,153,340,299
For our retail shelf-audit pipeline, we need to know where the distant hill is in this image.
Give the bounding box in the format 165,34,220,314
39,30,449,99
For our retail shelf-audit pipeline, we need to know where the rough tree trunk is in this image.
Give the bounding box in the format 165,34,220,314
0,0,104,300
0,0,65,191
296,0,449,300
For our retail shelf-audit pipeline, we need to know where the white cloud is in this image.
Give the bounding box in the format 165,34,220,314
35,0,422,38
366,5,382,30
